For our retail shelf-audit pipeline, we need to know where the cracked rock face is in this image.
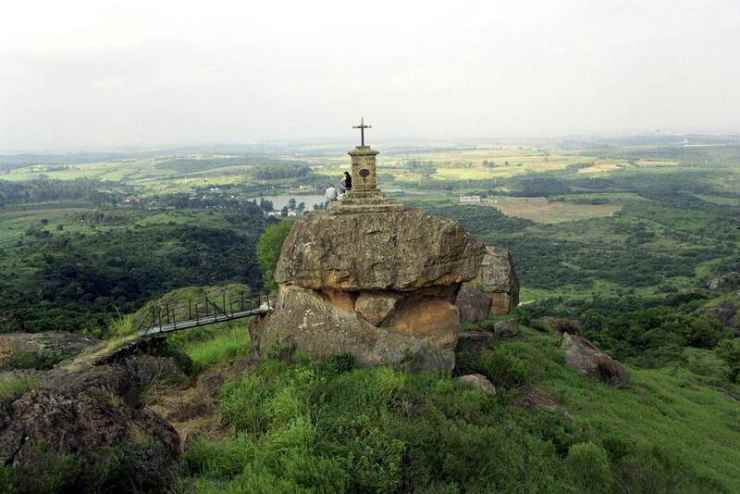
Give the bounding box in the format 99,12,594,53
274,208,485,291
261,208,486,372
456,246,519,321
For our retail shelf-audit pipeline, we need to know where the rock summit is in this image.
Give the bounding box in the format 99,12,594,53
257,135,517,372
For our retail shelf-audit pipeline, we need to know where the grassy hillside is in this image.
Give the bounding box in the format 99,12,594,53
170,325,739,493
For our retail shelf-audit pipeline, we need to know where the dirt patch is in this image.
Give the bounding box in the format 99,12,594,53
145,356,257,447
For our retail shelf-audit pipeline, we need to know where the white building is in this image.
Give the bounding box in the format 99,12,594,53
459,195,482,204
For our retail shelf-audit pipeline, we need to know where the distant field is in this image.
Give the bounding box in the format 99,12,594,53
486,196,623,223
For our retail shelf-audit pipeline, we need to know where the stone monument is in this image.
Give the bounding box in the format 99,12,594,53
331,117,402,213
255,120,516,372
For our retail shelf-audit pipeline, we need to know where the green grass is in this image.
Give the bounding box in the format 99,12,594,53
173,325,740,493
497,328,740,492
0,375,38,402
171,321,251,371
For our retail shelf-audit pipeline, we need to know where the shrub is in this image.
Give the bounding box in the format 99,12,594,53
318,352,355,376
566,442,613,494
256,220,294,290
717,339,740,383
479,349,530,388
685,318,722,348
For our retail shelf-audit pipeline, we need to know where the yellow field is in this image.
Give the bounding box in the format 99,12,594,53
485,196,623,223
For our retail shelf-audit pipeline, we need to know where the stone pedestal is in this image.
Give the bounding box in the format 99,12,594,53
331,144,402,214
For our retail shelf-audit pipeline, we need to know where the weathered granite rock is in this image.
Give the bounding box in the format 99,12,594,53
274,208,485,291
0,357,181,493
355,292,402,325
457,374,496,395
494,319,520,338
561,333,628,387
456,246,519,320
257,285,456,372
260,206,488,372
456,285,492,322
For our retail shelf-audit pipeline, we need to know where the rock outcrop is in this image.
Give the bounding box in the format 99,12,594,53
456,246,519,321
0,353,183,493
561,333,628,387
274,208,484,291
259,207,486,371
706,272,740,292
0,332,99,370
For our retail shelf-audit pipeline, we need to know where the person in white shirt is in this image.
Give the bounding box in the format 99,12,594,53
325,184,338,204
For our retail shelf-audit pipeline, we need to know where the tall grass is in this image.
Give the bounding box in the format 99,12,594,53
171,322,251,372
0,375,38,402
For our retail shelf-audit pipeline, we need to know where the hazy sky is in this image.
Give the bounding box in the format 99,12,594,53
2,0,739,151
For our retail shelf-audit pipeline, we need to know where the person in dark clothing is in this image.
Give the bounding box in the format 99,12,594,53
343,172,352,192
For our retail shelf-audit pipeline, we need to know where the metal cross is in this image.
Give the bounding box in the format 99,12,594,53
353,117,372,146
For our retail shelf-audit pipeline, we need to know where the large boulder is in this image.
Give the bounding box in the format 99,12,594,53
274,208,485,291
0,355,181,493
261,207,487,372
256,285,456,372
561,333,628,387
456,246,519,321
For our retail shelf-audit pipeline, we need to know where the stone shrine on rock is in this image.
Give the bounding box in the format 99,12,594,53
331,118,402,213
255,120,518,372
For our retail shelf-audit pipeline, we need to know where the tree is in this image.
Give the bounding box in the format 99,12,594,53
280,206,288,217
288,198,296,210
259,198,274,212
256,220,294,291
718,339,740,383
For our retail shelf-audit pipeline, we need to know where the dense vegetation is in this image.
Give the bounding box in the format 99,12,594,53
0,205,270,335
173,327,737,493
0,178,128,207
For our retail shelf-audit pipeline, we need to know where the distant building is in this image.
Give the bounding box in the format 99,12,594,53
459,195,481,204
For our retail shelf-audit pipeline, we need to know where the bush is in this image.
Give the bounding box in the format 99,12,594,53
685,318,722,348
319,352,356,376
717,339,740,383
479,349,530,388
566,442,613,494
256,220,294,290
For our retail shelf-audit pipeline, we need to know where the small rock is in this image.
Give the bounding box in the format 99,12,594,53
494,319,520,338
457,373,496,395
513,387,563,413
